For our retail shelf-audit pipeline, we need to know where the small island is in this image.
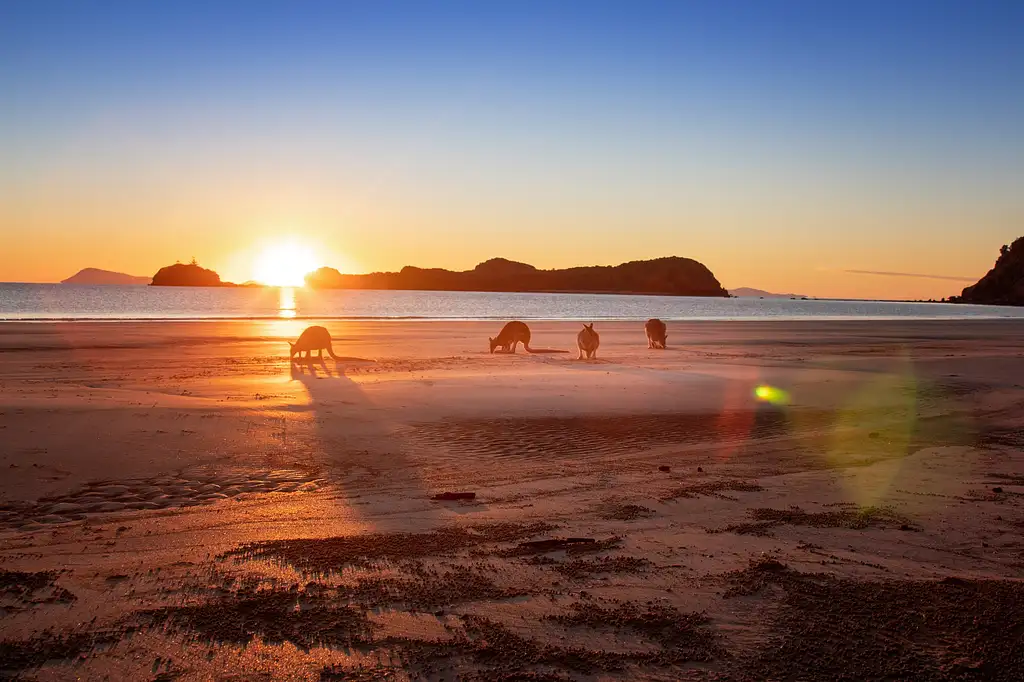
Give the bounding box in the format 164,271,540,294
306,256,728,297
729,287,806,299
61,268,150,285
952,237,1024,306
150,260,233,287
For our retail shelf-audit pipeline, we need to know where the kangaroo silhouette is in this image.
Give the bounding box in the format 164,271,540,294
489,321,569,354
489,321,534,353
645,318,667,349
289,325,339,361
576,323,600,360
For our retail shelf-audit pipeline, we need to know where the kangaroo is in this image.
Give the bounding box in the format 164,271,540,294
289,325,339,361
489,321,534,353
645,318,667,349
576,323,600,360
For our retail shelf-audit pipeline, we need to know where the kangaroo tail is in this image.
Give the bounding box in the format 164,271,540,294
326,344,339,360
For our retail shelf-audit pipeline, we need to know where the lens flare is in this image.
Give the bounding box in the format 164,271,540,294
754,385,790,405
827,366,918,505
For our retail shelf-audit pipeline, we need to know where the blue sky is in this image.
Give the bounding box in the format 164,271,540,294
2,1,1022,297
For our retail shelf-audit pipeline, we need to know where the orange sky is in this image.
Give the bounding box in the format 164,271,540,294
0,183,1006,299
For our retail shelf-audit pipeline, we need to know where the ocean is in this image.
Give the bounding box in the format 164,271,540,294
1,283,1021,322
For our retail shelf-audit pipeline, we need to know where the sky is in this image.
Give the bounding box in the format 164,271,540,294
2,0,1022,299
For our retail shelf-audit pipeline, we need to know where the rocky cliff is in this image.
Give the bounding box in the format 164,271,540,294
306,256,728,297
954,237,1024,306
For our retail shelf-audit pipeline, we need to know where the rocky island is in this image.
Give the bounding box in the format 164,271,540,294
306,256,728,297
150,261,233,287
953,237,1024,306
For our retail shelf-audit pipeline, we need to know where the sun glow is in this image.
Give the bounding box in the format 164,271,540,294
253,241,319,287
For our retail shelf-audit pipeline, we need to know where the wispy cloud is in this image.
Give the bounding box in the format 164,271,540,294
843,270,976,282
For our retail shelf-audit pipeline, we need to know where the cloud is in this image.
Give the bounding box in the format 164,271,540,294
843,269,976,282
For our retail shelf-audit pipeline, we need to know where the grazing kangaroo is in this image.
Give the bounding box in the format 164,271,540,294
645,318,667,349
489,321,570,354
289,325,339,360
489,321,534,353
576,323,600,360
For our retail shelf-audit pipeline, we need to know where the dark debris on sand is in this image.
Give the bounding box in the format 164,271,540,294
456,671,572,681
139,587,377,649
396,615,634,676
988,472,1024,486
724,558,1024,680
225,522,555,573
500,537,622,558
552,556,652,579
0,570,59,596
661,480,762,501
339,565,523,610
0,569,76,607
598,504,655,521
319,666,398,681
718,505,912,535
977,428,1024,449
547,599,726,663
721,555,793,598
0,631,123,677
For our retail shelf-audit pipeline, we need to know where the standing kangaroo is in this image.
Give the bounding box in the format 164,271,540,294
576,323,600,360
645,318,667,349
489,321,534,353
289,325,339,361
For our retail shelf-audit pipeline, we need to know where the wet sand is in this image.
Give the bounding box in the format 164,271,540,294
1,319,1023,680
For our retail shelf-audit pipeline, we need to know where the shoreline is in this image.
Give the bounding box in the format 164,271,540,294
2,317,1023,350
3,311,1024,323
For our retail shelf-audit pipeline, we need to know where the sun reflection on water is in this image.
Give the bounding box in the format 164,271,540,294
279,287,297,318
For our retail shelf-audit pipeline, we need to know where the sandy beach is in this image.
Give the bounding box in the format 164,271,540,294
1,318,1023,680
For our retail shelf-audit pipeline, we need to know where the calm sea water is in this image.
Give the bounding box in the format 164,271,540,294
1,283,1021,322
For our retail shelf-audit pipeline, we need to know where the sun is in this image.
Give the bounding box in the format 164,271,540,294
253,240,318,287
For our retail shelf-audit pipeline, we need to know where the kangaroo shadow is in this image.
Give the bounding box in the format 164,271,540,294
288,357,453,532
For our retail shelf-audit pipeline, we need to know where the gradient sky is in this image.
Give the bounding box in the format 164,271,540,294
2,1,1022,299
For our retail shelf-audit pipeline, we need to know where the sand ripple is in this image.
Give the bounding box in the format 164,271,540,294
0,468,325,530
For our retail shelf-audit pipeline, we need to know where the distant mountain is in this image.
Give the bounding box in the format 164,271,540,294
306,256,729,297
151,262,233,287
61,268,150,285
952,237,1024,306
730,287,805,298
